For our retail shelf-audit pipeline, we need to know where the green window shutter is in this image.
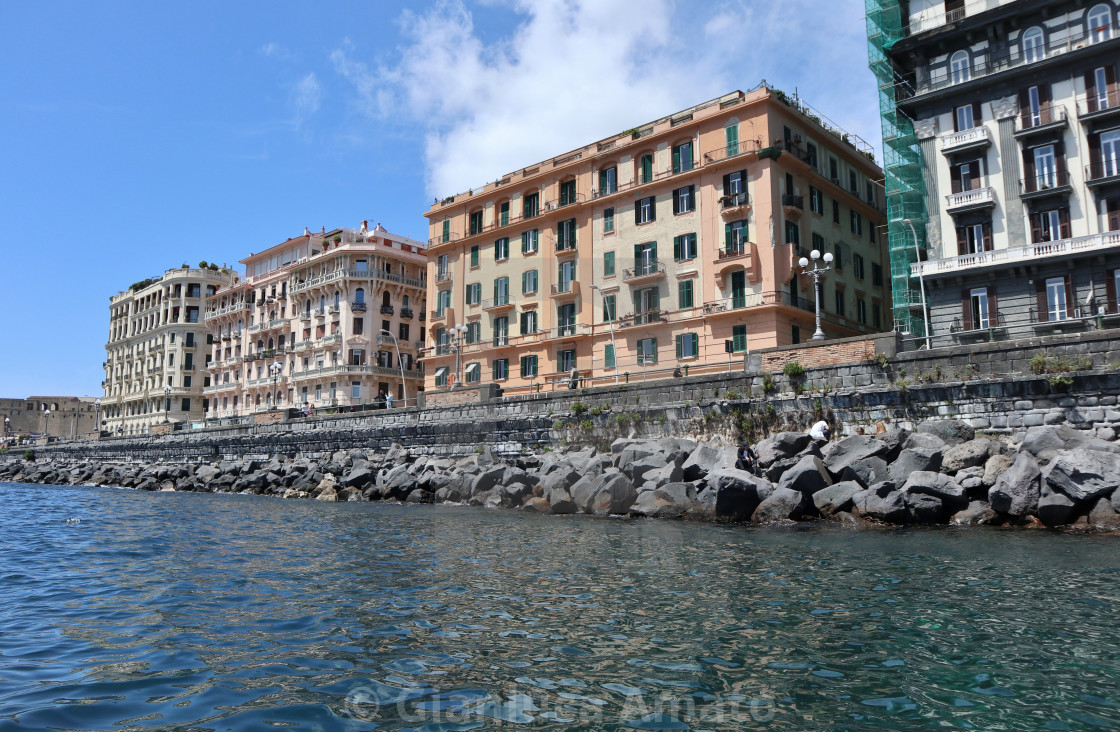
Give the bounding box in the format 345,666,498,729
470,245,479,266
650,241,657,260
521,271,528,293
724,223,732,251
672,146,680,174
675,334,682,359
673,235,681,261
690,333,698,355
604,251,615,276
634,243,642,261
726,125,738,155
605,344,615,368
650,338,657,362
651,288,661,309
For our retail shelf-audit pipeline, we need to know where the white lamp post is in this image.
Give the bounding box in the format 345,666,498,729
798,249,834,340
94,399,101,438
451,323,468,388
590,284,618,385
902,218,932,349
163,384,172,423
378,329,407,406
269,362,283,409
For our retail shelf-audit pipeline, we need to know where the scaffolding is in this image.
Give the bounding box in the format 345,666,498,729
866,0,928,337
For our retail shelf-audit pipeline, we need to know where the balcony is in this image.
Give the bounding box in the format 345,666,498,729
622,260,666,285
482,297,514,312
719,193,751,219
268,318,286,330
945,185,996,213
322,333,342,347
429,307,452,324
619,311,667,329
293,341,311,353
703,290,814,315
328,304,340,315
912,231,1120,278
1079,88,1120,123
351,301,367,312
549,281,581,300
400,307,414,319
247,375,287,388
1019,170,1071,200
491,334,510,348
939,126,992,154
1086,161,1120,188
548,323,590,339
1014,103,1068,138
555,238,578,256
313,308,326,319
717,243,750,261
436,270,453,284
380,304,395,315
300,313,312,323
781,194,804,220
344,268,427,289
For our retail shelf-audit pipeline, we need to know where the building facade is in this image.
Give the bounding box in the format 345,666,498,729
1,396,100,441
103,267,234,435
422,87,889,394
868,0,1120,346
203,223,427,419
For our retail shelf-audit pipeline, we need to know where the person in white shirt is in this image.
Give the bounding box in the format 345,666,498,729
809,420,832,442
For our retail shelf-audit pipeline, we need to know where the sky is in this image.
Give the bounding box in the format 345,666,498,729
0,0,880,398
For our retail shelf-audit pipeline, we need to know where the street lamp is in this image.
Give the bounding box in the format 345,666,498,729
378,329,407,407
902,218,932,349
269,362,283,409
163,384,172,424
3,417,10,445
798,249,834,341
590,284,619,385
94,399,101,439
451,323,468,388
42,405,50,440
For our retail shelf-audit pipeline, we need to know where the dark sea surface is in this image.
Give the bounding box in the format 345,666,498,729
2,481,1120,731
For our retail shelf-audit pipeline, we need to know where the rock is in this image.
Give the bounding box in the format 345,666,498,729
1020,424,1120,464
752,487,808,523
630,483,697,519
469,466,506,497
312,475,338,497
404,489,432,503
589,472,637,515
434,486,463,503
916,420,974,446
839,456,890,488
982,453,1014,488
853,482,909,523
194,464,221,485
539,468,581,502
941,439,993,474
496,482,533,507
315,487,338,501
343,467,374,488
615,443,657,476
821,435,889,479
988,452,1041,518
569,475,599,513
888,448,943,485
681,443,729,481
702,469,774,520
901,471,967,513
903,431,947,451
1088,498,1120,531
1036,492,1076,526
1043,449,1120,504
777,455,832,496
337,486,363,501
646,461,685,489
754,432,811,468
812,480,862,517
548,487,578,514
951,501,1001,526
903,491,943,523
627,454,672,484
873,429,910,462
522,497,552,513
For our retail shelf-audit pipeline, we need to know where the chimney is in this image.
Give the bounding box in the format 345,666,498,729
304,227,311,236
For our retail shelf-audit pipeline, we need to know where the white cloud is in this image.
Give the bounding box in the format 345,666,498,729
332,0,882,197
259,42,291,59
290,72,322,129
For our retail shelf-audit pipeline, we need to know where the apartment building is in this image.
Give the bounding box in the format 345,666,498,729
422,86,889,393
868,0,1120,345
204,223,427,418
103,266,233,435
1,396,100,440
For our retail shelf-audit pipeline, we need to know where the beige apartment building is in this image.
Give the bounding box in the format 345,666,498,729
204,223,427,419
103,266,234,435
422,86,890,394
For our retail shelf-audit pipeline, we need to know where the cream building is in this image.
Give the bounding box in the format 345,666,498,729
103,266,234,435
204,223,427,418
422,86,889,394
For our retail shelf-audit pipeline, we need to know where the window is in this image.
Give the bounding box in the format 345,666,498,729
812,232,825,254
465,321,480,344
853,254,865,280
437,253,449,279
674,233,697,261
829,156,839,182
435,367,449,387
1090,4,1113,42
732,324,747,352
809,186,823,215
353,317,364,335
950,50,971,84
678,279,694,309
672,141,694,173
850,210,862,236
604,251,615,277
558,349,576,373
466,282,481,306
557,304,576,336
469,246,479,268
635,196,656,225
792,325,800,344
634,241,657,275
806,142,818,169
637,337,658,364
726,220,749,254
522,269,538,295
495,237,509,260
673,185,695,214
849,170,858,194
351,381,361,400
523,192,540,218
520,310,537,335
493,359,509,380
603,207,615,234
464,362,481,384
493,316,509,346
725,123,739,156
785,220,800,246
722,170,748,207
557,218,577,251
951,159,982,193
599,166,618,195
873,302,882,329
1045,277,1069,321
604,344,615,369
441,219,450,243
520,355,538,377
559,179,577,206
675,332,699,359
834,288,846,317
969,288,991,329
639,153,654,183
1032,144,1057,190
832,200,841,224
603,294,616,322
399,323,409,341
469,210,483,235
493,276,509,306
956,222,991,254
857,298,867,325
521,229,539,254
1022,27,1045,63
436,289,450,316
499,201,510,226
955,103,975,131
1032,208,1069,243
636,286,660,314
557,260,575,293
1101,129,1120,178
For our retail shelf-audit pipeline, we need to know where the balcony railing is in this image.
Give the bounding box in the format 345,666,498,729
945,185,995,210
702,290,815,314
400,308,414,319
912,231,1120,277
939,125,992,152
718,243,750,260
622,260,666,281
380,304,395,315
555,237,577,253
1086,161,1120,185
1019,170,1070,197
781,194,804,210
322,333,342,346
618,311,667,329
351,301,367,312
1015,103,1068,134
482,297,512,310
720,193,751,211
436,271,452,284
1079,87,1120,118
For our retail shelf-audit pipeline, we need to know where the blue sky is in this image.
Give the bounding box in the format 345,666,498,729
0,0,879,398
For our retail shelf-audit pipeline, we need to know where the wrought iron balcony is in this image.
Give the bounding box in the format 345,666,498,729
351,301,367,312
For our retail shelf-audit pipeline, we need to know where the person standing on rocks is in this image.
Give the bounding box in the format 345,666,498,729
809,419,832,444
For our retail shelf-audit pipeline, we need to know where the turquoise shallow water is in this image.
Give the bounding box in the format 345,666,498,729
1,482,1119,731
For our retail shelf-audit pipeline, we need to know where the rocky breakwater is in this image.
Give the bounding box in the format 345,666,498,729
4,420,1120,530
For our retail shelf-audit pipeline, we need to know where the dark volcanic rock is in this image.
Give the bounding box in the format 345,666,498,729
1036,492,1076,526
1043,449,1120,504
916,420,975,447
812,480,863,517
988,452,1041,518
752,487,808,523
777,455,832,496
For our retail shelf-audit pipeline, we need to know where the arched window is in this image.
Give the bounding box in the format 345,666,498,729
257,339,264,352
355,288,365,304
267,337,274,350
950,50,971,84
637,151,654,184
334,291,340,308
1021,27,1045,63
305,300,311,316
1089,4,1112,42
319,295,326,311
